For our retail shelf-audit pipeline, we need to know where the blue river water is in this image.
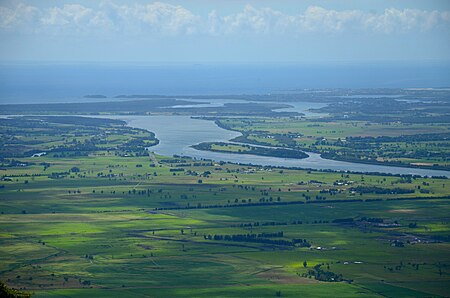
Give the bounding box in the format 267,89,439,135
106,115,450,177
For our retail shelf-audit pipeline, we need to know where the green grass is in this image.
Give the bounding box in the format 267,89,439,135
217,117,450,169
34,283,379,298
1,118,449,297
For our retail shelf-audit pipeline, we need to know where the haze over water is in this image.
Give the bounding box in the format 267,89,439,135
1,62,449,104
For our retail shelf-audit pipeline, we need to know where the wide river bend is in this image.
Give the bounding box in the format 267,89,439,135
109,115,450,178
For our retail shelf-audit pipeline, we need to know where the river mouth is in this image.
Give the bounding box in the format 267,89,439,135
103,115,450,177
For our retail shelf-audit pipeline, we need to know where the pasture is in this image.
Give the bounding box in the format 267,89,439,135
1,152,449,297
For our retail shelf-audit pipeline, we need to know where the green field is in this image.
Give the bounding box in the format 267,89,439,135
1,116,449,297
193,142,308,159
214,117,450,170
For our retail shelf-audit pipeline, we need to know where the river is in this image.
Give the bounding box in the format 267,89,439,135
108,115,450,177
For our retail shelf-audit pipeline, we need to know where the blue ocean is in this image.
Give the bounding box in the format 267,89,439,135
0,62,449,104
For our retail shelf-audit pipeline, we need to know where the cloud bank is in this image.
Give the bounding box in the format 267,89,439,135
1,2,449,37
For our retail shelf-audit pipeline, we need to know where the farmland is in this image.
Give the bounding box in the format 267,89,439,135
0,116,449,297
210,117,450,171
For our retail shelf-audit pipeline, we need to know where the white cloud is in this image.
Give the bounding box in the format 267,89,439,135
42,4,93,26
218,5,448,35
207,10,220,35
363,8,445,33
297,6,364,33
0,2,448,36
221,5,289,34
0,3,40,32
138,2,200,35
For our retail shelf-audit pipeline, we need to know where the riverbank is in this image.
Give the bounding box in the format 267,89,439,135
120,115,450,177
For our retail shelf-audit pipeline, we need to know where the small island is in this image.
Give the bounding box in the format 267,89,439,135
83,94,107,98
192,142,309,159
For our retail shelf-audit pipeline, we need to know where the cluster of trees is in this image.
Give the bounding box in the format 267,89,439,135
348,133,450,143
0,281,31,298
0,159,34,168
319,143,448,170
350,186,414,195
204,232,311,247
117,137,158,152
153,195,441,212
359,217,384,223
305,264,348,283
332,218,354,224
383,261,430,273
234,220,305,228
49,172,70,179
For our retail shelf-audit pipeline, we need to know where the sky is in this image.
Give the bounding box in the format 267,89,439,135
0,0,449,63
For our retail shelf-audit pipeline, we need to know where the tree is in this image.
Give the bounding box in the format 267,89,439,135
0,281,31,298
70,166,80,173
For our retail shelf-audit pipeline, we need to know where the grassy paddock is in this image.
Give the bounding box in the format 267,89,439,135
1,117,449,297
